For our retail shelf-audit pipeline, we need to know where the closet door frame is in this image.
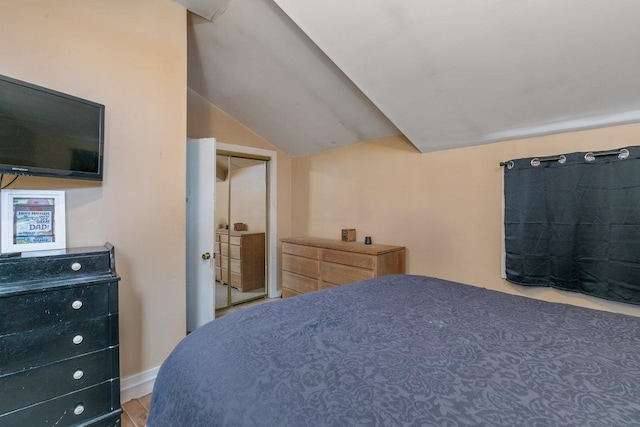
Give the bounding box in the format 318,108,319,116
217,142,280,299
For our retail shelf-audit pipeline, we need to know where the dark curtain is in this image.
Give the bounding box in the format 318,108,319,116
503,146,640,305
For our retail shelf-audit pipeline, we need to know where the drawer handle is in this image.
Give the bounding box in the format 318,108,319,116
72,335,84,345
71,262,82,271
71,300,83,310
73,370,84,380
73,404,85,416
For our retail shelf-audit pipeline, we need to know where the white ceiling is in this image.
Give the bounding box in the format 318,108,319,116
182,0,640,157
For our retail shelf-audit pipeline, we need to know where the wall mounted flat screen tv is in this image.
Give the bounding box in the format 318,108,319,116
0,74,104,181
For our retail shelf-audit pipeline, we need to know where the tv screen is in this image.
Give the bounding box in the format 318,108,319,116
0,74,104,181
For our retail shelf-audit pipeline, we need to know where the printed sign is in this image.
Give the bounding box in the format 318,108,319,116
13,198,56,244
1,190,66,253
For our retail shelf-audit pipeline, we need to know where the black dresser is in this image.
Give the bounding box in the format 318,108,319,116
0,243,121,426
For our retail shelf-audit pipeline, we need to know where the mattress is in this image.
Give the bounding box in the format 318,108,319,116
147,274,640,426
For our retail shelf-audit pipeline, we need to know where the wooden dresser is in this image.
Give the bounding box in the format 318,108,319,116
281,237,406,298
0,243,121,426
215,230,265,292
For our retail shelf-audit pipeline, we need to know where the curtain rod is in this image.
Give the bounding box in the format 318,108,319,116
500,148,629,168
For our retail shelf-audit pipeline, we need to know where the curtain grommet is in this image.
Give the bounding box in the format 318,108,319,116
619,148,630,160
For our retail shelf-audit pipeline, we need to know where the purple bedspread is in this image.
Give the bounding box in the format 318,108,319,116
147,275,640,426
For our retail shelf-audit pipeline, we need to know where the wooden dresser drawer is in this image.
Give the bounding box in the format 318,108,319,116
282,242,319,259
221,270,242,288
221,256,242,273
281,237,405,298
282,287,302,299
215,231,265,292
319,281,339,291
321,262,375,286
283,254,319,278
220,243,241,259
282,271,319,294
282,237,406,298
0,314,118,374
219,233,241,246
0,347,118,415
0,380,120,427
322,249,375,269
0,283,114,336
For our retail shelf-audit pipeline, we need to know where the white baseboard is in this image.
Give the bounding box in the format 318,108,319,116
120,365,160,403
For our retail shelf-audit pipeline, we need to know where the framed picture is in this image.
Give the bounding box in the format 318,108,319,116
1,190,66,253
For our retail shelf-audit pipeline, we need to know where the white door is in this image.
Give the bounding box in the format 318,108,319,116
186,137,216,332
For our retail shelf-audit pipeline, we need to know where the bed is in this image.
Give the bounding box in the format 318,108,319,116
147,275,640,426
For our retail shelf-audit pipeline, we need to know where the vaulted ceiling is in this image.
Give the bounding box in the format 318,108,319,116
176,0,640,157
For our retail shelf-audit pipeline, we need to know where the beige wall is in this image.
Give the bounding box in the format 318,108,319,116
187,88,292,287
292,124,640,317
0,0,188,377
6,0,633,390
216,164,268,233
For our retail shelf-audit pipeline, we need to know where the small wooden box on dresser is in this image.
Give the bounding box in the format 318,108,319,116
214,230,265,292
0,243,121,427
281,237,406,298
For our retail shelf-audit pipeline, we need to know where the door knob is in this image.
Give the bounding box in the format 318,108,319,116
202,252,211,260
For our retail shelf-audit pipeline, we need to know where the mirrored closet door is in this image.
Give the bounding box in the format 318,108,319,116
214,153,268,311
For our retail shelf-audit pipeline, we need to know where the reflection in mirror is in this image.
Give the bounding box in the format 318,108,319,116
214,154,268,311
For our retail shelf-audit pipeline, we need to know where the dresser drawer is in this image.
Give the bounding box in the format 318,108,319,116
282,243,319,259
319,281,339,291
0,253,112,285
83,412,123,427
0,244,121,426
216,232,265,293
220,243,241,259
282,271,318,294
219,234,241,246
0,347,118,414
283,254,319,278
0,314,117,374
321,262,375,286
0,380,119,427
281,238,405,298
220,269,242,288
221,256,242,274
0,283,114,336
322,249,375,269
282,288,302,299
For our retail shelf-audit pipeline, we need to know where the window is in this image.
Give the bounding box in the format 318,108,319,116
503,147,640,305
